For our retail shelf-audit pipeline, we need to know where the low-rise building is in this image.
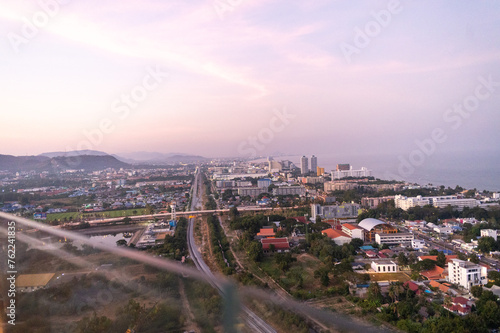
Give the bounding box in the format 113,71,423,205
444,297,472,315
311,203,361,220
480,229,498,241
261,238,290,253
273,186,306,196
16,273,55,292
375,232,414,246
237,187,267,197
341,223,364,241
371,260,398,273
412,239,426,250
322,229,351,246
361,196,395,209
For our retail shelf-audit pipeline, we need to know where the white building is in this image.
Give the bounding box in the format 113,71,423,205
331,166,372,179
394,195,431,210
412,239,426,250
322,229,352,246
341,223,365,241
480,229,498,241
300,156,309,175
448,259,487,290
375,232,414,245
310,155,317,174
394,195,478,211
434,227,453,235
371,260,398,273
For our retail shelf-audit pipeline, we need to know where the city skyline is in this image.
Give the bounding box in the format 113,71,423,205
1,1,500,158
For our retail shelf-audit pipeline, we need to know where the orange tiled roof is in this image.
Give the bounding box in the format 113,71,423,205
342,223,360,230
418,255,458,264
257,228,275,237
322,229,350,239
421,266,445,280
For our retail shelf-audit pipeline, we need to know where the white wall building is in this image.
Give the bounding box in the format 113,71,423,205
371,260,398,273
434,227,453,235
375,232,414,245
448,259,487,290
331,167,372,179
480,229,498,241
341,223,365,241
412,239,426,250
395,195,478,211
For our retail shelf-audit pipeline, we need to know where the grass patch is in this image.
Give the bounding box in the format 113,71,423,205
368,272,410,282
45,208,148,222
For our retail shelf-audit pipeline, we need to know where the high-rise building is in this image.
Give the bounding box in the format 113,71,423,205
310,155,317,175
300,156,308,175
317,167,325,176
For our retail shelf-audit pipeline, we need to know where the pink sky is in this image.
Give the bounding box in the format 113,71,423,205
1,0,499,157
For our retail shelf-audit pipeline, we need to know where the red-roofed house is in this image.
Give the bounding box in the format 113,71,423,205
261,238,290,253
444,296,472,315
341,223,365,241
256,228,275,238
322,229,351,245
421,266,445,280
404,281,424,295
364,250,378,258
429,280,452,294
291,216,310,224
418,255,457,265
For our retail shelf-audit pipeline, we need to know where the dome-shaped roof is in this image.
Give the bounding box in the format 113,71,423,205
358,218,386,231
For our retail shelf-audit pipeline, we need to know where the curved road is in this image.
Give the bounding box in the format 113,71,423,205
187,168,276,333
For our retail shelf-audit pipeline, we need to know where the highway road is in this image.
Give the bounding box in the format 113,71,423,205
412,229,499,269
187,168,277,333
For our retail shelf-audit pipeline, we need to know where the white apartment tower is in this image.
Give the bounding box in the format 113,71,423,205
310,155,317,175
448,259,487,290
300,156,309,175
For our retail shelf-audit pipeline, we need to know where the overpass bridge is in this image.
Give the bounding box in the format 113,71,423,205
84,206,286,227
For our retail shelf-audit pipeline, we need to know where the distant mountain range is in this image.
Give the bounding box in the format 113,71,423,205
0,154,128,172
113,151,208,164
0,150,207,172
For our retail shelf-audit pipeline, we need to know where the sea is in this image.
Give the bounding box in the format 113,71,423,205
255,150,500,192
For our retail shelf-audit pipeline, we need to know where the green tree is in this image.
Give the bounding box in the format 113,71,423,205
76,312,112,333
436,251,446,268
397,253,409,267
488,270,500,286
247,241,263,262
470,253,480,264
367,282,383,305
478,236,497,253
